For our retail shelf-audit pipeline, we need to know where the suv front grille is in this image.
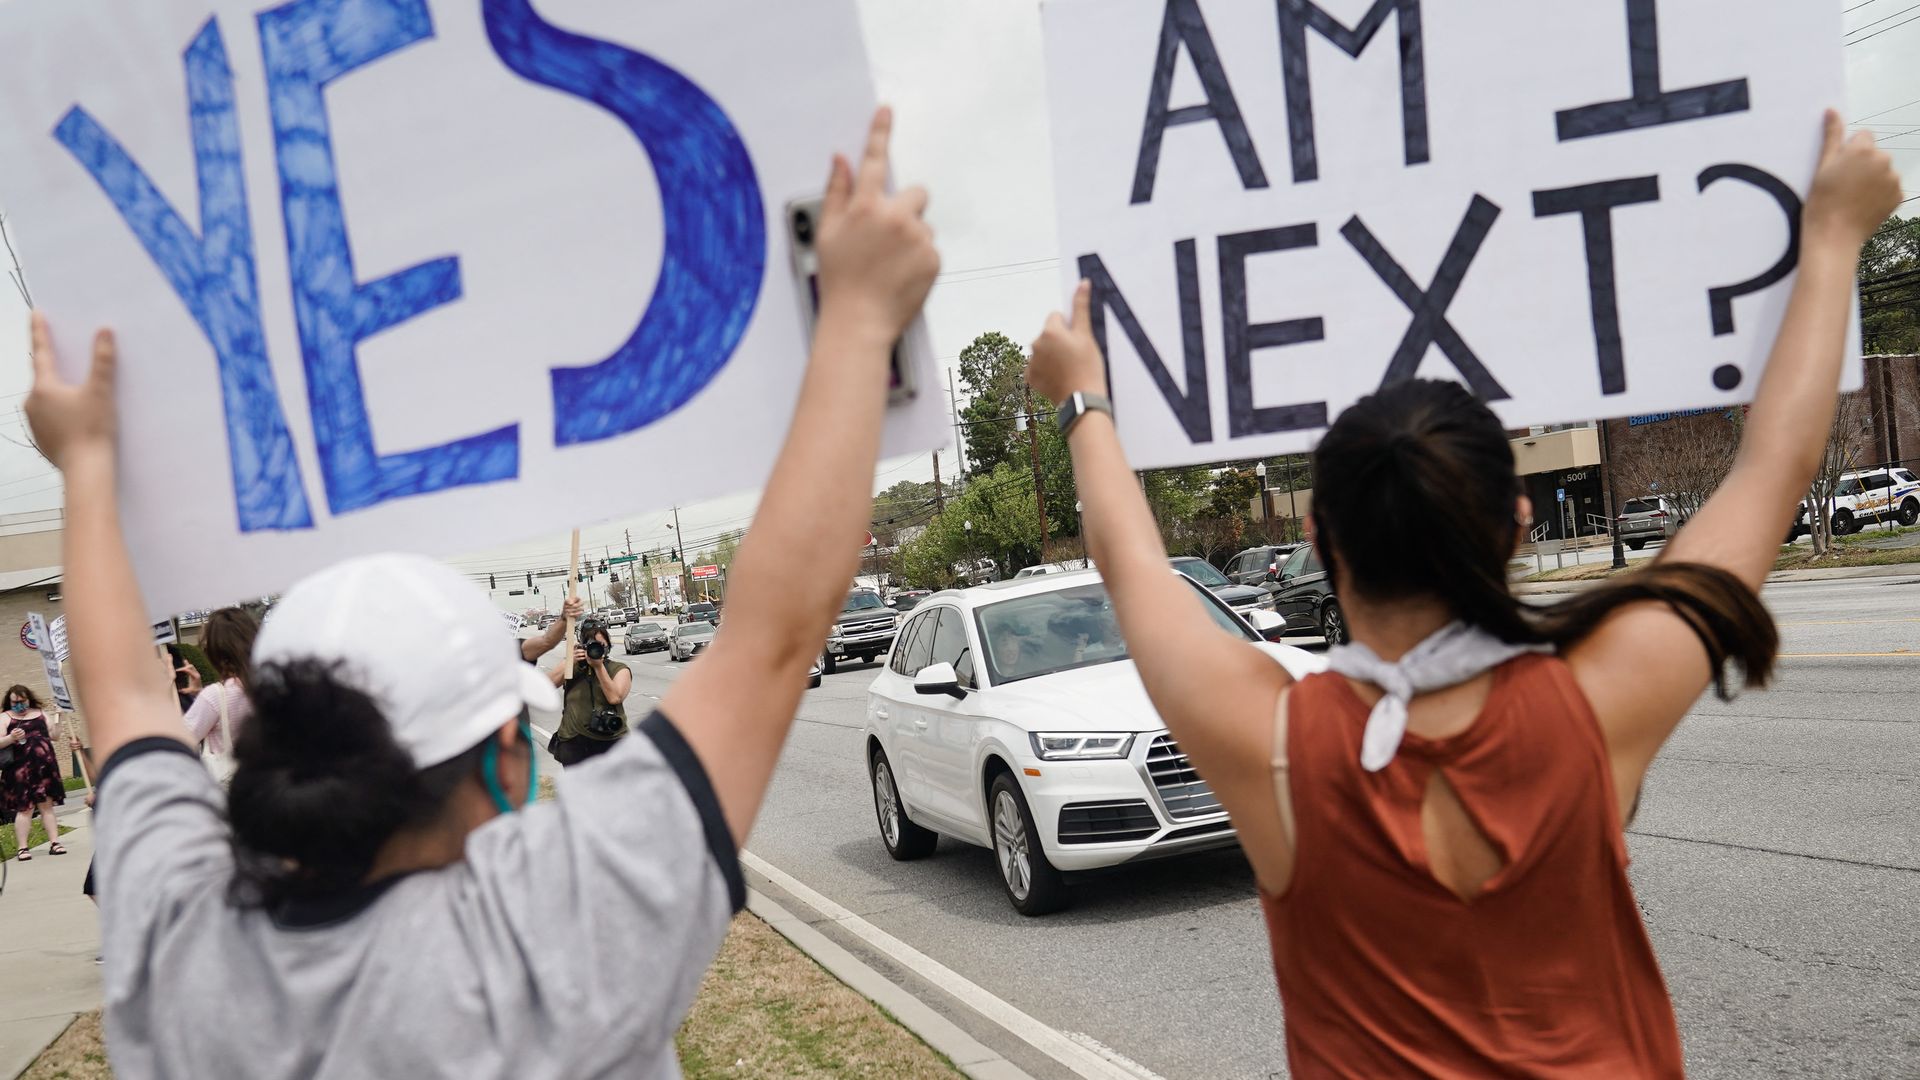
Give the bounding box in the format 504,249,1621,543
1058,800,1158,845
1145,736,1223,820
841,617,894,636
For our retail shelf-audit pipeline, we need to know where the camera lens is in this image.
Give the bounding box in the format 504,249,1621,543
793,208,814,245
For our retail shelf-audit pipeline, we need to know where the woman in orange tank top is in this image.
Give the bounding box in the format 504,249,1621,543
1021,113,1899,1078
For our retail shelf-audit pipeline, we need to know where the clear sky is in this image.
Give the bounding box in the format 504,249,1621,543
0,0,1913,604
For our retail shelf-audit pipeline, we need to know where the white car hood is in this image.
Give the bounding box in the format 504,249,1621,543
980,643,1326,734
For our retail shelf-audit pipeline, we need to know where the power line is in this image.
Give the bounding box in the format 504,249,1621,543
1846,9,1920,44
1847,2,1920,37
1844,0,1892,14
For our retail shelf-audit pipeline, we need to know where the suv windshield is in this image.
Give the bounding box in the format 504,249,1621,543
842,592,886,614
977,581,1249,685
1172,558,1232,588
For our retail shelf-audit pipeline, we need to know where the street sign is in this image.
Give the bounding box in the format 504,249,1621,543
608,554,639,565
1556,488,1566,503
691,565,721,580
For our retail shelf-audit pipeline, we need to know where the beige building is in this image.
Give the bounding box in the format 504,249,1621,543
0,508,77,775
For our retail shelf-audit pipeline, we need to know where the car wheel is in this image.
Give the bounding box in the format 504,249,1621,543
988,773,1067,916
1319,600,1350,646
1626,539,1646,550
1834,509,1855,536
823,652,838,675
1900,500,1919,527
870,749,936,860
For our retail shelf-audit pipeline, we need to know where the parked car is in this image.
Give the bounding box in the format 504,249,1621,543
862,569,1319,915
624,620,670,655
668,620,716,662
1224,545,1301,589
1825,468,1920,534
1616,495,1690,550
1012,563,1066,579
888,589,933,612
825,590,897,674
1169,556,1284,640
603,607,628,627
1269,544,1347,644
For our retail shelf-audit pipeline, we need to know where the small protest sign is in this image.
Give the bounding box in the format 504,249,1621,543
27,613,75,711
49,616,71,664
0,0,948,618
1043,0,1850,467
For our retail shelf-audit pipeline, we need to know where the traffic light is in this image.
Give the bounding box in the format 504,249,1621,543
599,560,608,573
488,574,496,590
526,572,533,589
642,553,650,567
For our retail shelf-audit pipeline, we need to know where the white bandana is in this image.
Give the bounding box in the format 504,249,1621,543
1325,621,1550,771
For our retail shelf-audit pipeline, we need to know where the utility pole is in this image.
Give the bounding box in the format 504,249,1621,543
1598,420,1627,569
947,367,967,477
1025,389,1050,556
672,505,692,605
932,451,945,514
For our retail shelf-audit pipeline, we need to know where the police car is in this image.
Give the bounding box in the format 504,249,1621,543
1827,468,1920,534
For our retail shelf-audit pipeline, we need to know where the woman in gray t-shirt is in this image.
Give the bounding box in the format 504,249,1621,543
27,107,937,1079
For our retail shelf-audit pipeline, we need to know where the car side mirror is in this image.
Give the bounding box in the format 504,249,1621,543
1266,569,1282,583
913,662,965,699
1247,609,1285,637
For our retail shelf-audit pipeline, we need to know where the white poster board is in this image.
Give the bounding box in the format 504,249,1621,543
27,613,74,711
1043,0,1850,467
0,0,947,617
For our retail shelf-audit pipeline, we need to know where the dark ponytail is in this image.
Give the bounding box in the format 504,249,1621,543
227,659,489,908
1311,380,1776,698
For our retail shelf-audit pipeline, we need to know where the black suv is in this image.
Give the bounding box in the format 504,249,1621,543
1267,545,1346,644
824,590,897,673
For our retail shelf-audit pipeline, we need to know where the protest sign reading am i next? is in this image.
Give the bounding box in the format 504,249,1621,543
1044,0,1852,468
0,0,948,618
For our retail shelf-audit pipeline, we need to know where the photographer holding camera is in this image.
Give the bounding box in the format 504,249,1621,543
546,616,633,767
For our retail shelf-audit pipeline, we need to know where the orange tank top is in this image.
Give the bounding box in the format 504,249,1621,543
1260,654,1684,1078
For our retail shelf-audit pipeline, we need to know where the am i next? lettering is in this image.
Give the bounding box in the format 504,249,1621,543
1087,0,1802,445
55,0,767,533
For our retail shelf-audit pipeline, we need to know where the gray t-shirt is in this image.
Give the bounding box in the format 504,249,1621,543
92,711,744,1079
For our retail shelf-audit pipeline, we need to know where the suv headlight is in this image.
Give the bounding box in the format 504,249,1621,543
1029,732,1135,761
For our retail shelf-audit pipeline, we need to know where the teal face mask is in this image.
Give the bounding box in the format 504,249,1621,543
481,714,539,815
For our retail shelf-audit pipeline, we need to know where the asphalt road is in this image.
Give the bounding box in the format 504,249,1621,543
552,577,1920,1079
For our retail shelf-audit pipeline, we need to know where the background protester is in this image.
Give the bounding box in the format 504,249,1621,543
30,106,937,1077
1024,112,1900,1078
546,616,633,767
165,643,199,713
181,607,259,761
1,685,67,860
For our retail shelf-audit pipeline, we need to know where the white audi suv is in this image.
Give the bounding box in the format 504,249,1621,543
862,568,1324,914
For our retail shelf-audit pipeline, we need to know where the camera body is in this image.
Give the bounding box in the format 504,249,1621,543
576,617,609,662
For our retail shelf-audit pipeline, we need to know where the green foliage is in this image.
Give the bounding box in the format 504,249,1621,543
895,464,1044,587
174,641,217,684
956,332,1030,475
1862,215,1919,355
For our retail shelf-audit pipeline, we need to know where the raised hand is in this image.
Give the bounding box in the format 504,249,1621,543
25,312,118,470
815,107,939,346
1025,280,1108,407
1805,108,1902,248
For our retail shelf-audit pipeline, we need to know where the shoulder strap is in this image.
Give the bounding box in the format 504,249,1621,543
215,682,233,745
1270,685,1295,849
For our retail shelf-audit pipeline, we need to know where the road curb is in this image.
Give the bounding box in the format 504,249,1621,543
742,851,1165,1080
1513,561,1920,595
745,888,1036,1080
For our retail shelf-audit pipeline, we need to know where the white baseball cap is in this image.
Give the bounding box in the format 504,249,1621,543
253,553,562,768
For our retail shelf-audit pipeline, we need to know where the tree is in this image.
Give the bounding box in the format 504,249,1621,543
1205,467,1261,521
1614,411,1742,521
956,331,1030,475
1807,391,1875,557
1861,215,1919,356
607,576,631,606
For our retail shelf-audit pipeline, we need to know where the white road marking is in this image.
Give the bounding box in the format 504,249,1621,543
740,850,1169,1080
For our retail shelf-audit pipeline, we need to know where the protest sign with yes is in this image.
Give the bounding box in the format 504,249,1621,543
0,0,946,617
1043,0,1852,468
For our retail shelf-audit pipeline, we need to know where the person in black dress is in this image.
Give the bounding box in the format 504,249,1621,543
1,684,66,859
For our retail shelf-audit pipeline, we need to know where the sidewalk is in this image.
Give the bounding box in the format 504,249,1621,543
1513,559,1920,595
0,804,100,1080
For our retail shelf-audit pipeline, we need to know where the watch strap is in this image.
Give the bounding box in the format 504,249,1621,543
1056,391,1112,436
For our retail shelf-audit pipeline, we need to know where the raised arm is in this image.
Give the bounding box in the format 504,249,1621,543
1024,285,1295,866
27,315,188,766
1570,112,1901,781
521,597,582,663
661,108,938,844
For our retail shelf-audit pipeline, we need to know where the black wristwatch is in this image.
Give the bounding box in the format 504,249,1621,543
1055,391,1112,436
